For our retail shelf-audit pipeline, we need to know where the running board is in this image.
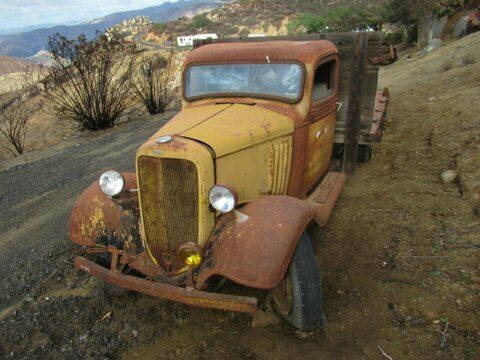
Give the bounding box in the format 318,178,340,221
306,172,346,226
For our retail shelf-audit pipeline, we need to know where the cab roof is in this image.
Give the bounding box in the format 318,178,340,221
183,40,338,67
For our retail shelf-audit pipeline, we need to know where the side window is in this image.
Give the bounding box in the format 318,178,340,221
312,60,336,102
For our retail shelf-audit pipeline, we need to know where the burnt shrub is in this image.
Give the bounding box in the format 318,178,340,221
0,101,29,155
37,33,137,130
133,54,178,115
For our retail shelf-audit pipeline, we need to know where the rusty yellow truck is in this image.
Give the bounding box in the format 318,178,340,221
70,33,388,331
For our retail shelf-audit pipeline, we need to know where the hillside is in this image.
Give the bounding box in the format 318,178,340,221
0,0,230,57
0,56,44,98
379,33,480,203
148,0,381,41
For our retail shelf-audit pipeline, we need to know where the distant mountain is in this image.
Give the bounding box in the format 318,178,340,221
0,0,229,57
24,50,55,67
88,0,227,25
0,23,60,36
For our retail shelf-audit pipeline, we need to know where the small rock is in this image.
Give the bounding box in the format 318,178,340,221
473,205,480,218
427,39,443,52
440,170,458,184
251,309,281,328
79,334,88,342
420,309,438,321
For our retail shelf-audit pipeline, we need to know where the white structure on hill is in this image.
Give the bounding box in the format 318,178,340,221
177,33,218,47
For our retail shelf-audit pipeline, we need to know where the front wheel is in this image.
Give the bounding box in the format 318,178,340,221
270,232,324,331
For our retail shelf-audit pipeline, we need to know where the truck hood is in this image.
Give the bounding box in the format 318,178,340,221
151,103,294,157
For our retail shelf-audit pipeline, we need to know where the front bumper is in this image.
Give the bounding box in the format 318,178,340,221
74,256,258,314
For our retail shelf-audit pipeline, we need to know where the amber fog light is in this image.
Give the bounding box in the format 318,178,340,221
208,184,238,213
178,243,203,267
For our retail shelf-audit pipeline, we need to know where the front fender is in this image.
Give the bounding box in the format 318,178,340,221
69,172,142,252
196,196,315,290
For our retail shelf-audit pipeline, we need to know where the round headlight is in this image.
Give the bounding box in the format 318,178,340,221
208,185,237,213
99,171,125,197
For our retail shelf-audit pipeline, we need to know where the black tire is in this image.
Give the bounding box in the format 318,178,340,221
357,144,372,163
271,232,324,331
332,143,372,163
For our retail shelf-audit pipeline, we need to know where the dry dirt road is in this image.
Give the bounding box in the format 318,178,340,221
0,34,479,359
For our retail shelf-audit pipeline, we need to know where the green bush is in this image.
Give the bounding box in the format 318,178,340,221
243,17,257,27
287,5,381,34
286,1,472,36
151,23,167,34
224,25,239,35
189,14,212,31
238,28,251,38
384,30,406,45
384,0,472,25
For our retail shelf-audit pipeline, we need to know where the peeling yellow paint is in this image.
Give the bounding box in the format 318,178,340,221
80,198,106,240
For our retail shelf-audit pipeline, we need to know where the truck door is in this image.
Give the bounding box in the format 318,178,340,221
301,55,339,194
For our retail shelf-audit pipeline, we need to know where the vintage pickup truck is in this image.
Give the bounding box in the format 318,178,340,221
70,33,388,331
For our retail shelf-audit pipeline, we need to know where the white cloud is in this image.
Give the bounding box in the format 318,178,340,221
0,0,168,30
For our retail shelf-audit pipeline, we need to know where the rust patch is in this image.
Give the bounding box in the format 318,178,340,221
69,172,142,254
75,256,258,314
197,172,346,290
196,196,314,290
261,123,271,135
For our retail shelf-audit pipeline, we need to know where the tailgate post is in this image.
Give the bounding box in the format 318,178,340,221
342,32,368,175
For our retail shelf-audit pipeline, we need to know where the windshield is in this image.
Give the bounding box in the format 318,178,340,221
185,63,303,102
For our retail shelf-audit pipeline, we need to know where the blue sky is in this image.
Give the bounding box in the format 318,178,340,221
0,0,168,30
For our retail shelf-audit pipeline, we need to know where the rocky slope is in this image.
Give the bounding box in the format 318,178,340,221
0,56,41,76
147,0,379,41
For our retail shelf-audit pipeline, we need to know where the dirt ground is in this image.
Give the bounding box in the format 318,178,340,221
0,33,479,359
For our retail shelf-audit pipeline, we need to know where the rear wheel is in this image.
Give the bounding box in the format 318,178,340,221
270,232,324,331
357,144,372,163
